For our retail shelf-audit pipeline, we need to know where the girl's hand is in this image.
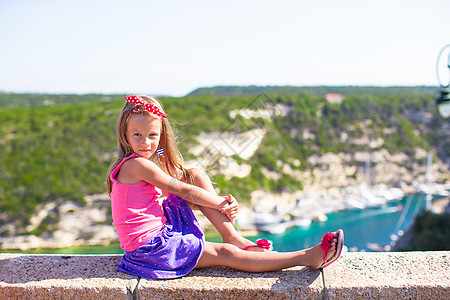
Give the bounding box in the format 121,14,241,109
219,194,239,224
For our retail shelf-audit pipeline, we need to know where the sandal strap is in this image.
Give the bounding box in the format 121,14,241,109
321,232,335,262
243,239,272,251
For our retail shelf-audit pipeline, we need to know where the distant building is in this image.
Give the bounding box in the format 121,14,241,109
324,93,344,104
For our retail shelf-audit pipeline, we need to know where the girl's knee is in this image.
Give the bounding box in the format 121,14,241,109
217,243,240,258
188,168,207,181
188,168,213,188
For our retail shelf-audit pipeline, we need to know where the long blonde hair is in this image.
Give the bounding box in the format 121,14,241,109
106,95,193,195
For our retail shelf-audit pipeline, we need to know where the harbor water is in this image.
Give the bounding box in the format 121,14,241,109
254,193,430,252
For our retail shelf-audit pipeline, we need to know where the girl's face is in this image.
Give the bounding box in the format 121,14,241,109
126,113,162,159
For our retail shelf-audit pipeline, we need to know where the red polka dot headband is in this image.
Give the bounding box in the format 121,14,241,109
125,95,167,118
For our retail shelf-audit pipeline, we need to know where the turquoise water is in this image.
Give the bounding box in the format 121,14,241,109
256,193,429,252
3,193,435,254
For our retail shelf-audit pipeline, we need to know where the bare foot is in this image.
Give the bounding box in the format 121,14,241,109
306,232,338,269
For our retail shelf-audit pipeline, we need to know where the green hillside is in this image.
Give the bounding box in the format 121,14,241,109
0,88,448,236
189,85,440,96
0,93,120,108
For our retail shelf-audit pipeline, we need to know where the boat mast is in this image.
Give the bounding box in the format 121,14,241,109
365,153,371,188
426,152,432,186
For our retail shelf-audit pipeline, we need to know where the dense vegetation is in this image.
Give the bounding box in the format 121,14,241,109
412,210,450,250
0,87,448,235
0,93,119,108
189,85,440,96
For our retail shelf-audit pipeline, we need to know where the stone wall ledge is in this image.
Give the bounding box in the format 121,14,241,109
0,251,449,299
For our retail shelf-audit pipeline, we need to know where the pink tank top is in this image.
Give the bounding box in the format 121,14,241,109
110,153,167,251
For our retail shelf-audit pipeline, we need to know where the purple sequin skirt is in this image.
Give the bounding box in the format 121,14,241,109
117,194,205,279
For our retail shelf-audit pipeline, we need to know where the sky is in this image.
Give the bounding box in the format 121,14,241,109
0,0,449,97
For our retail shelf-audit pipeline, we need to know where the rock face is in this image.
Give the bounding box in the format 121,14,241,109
303,149,448,191
187,121,448,193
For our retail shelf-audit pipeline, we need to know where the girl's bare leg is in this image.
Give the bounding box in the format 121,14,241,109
196,235,338,271
187,168,262,250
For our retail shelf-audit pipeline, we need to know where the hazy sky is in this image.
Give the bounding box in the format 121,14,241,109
1,0,449,96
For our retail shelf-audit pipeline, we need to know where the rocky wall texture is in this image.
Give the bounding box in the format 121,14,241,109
0,251,449,299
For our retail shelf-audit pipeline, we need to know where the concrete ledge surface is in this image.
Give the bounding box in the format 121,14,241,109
0,251,449,299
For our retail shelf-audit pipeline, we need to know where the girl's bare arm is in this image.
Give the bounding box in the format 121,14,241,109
123,157,232,210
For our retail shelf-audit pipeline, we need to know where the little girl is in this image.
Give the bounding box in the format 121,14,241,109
107,95,344,279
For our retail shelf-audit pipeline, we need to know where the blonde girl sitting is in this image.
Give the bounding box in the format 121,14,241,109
106,95,344,279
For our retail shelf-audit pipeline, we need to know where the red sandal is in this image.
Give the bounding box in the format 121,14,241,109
242,239,273,251
320,229,344,268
